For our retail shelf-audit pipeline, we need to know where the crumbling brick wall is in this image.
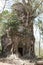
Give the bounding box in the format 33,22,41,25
1,3,35,58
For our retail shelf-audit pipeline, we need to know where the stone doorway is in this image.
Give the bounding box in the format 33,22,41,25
18,47,23,56
17,42,25,56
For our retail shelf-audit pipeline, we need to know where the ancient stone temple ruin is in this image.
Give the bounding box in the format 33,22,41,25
1,3,35,58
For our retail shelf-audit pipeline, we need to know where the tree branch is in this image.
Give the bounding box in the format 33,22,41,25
33,1,43,14
22,0,26,4
2,0,8,12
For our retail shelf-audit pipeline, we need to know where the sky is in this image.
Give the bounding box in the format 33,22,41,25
0,0,22,12
34,13,43,41
0,0,14,12
34,13,43,49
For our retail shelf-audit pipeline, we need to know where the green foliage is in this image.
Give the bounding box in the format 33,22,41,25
0,14,3,21
0,10,9,22
0,9,20,38
0,10,9,37
2,10,9,16
7,13,20,31
0,22,7,36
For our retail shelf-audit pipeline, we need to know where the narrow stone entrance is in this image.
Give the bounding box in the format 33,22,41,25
17,42,24,56
18,47,23,56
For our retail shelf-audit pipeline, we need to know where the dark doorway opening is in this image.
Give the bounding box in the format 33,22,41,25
18,47,23,56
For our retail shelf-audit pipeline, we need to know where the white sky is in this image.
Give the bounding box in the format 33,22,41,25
34,13,43,49
34,13,43,41
0,0,4,12
0,0,22,12
0,0,14,12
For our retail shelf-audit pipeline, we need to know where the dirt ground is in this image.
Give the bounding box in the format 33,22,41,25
0,62,14,65
0,62,34,65
0,54,35,65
